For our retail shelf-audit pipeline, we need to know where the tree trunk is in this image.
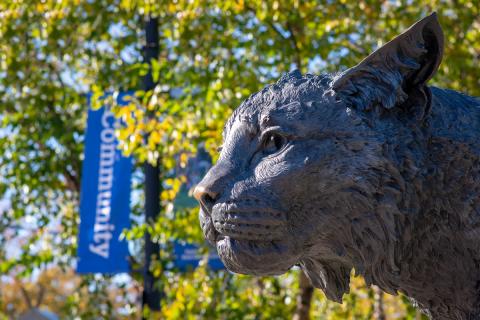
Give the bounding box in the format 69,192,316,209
293,271,314,320
373,285,386,320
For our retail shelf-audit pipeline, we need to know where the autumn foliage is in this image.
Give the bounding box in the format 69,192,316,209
1,1,478,318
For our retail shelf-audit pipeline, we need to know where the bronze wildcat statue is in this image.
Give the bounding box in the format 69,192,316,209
194,13,480,319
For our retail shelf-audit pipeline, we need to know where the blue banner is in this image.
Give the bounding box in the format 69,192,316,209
173,241,224,272
77,93,133,274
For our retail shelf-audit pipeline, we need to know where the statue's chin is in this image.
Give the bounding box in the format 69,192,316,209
216,236,298,275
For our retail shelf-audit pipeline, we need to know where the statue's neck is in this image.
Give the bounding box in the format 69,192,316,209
304,130,480,319
387,136,480,319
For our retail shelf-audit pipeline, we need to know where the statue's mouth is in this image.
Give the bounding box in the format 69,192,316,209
199,199,298,275
217,236,284,255
211,200,287,241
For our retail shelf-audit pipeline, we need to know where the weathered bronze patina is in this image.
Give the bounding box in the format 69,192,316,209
194,14,480,319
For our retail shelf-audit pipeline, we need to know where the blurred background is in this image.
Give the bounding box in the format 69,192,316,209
1,0,479,319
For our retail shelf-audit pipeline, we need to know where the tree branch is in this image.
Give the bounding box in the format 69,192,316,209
244,5,289,40
36,284,46,308
17,281,33,309
244,4,304,70
286,20,303,70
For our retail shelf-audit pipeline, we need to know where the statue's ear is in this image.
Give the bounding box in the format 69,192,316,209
331,13,444,116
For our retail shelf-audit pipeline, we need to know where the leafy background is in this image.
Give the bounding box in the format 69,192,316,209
0,0,479,319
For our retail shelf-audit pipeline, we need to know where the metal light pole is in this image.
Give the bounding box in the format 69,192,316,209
142,15,162,316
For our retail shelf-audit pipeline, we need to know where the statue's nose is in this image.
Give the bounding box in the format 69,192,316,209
193,184,219,208
194,161,232,209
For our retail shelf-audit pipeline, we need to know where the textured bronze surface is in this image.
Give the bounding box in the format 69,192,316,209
194,13,480,319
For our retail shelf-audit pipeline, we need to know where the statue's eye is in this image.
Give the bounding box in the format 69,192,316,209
263,132,287,154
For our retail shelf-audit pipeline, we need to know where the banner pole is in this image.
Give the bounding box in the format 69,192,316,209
142,15,162,317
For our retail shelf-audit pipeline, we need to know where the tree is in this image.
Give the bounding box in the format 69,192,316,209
1,1,478,318
0,267,140,319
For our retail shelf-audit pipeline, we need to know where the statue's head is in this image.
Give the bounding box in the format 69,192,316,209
194,14,444,301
